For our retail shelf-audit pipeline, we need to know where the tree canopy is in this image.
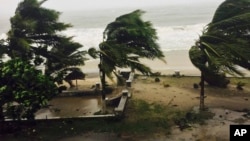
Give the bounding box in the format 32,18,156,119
189,0,250,110
190,0,250,79
99,10,165,78
208,0,250,70
5,0,87,79
0,0,87,120
0,59,58,121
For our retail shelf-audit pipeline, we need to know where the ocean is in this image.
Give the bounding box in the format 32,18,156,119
58,5,216,52
1,3,220,52
1,2,228,75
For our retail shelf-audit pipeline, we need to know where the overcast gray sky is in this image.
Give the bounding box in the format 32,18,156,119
0,0,224,17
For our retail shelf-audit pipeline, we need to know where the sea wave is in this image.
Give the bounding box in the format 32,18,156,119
63,23,205,51
155,23,206,51
0,23,205,52
0,33,7,40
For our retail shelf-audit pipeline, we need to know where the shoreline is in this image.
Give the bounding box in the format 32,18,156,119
81,49,250,77
80,50,199,76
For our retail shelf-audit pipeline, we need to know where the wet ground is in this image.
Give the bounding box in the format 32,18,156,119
35,96,102,119
60,133,128,141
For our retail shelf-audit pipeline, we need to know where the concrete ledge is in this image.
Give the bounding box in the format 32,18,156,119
114,96,128,115
60,89,101,97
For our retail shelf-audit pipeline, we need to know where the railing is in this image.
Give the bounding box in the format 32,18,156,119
113,71,134,116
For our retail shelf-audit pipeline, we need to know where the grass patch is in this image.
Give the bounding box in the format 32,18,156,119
174,110,215,130
1,99,214,141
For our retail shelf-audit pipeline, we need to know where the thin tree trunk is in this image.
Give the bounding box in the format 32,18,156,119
99,54,106,100
0,106,4,121
100,69,107,114
101,70,106,100
99,54,106,113
200,71,205,111
76,79,78,89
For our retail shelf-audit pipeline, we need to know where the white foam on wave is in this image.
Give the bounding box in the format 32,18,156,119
1,23,205,52
62,23,205,52
0,33,7,40
61,28,103,50
156,23,205,51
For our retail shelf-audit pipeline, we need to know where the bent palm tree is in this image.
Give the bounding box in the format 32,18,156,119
7,0,87,83
101,10,165,97
89,10,165,112
189,0,250,110
208,0,250,69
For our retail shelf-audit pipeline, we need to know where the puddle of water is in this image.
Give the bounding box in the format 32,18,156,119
36,96,101,119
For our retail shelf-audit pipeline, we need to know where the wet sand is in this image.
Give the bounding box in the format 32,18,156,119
80,50,250,77
80,50,199,76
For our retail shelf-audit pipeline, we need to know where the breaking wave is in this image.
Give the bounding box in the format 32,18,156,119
62,23,205,51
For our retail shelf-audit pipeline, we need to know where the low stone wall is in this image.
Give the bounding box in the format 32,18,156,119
59,89,101,97
111,71,134,116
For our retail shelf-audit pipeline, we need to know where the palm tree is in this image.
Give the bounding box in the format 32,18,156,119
6,0,87,82
0,39,7,60
207,0,250,69
89,10,165,112
189,0,250,110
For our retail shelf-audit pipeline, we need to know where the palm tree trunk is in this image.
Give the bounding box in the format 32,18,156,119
200,71,205,111
101,70,106,100
76,79,78,89
0,106,4,121
100,69,107,113
99,54,106,113
99,54,106,100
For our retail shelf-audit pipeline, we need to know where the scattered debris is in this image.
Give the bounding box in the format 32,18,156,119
155,77,160,82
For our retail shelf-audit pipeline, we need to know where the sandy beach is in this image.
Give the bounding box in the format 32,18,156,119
80,50,200,76
80,50,250,77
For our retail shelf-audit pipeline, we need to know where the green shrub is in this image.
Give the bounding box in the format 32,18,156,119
236,81,245,90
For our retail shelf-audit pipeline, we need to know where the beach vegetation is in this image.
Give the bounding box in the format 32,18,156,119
89,10,165,106
236,81,245,90
154,77,160,82
174,110,214,130
189,0,250,110
193,83,199,89
0,58,58,121
0,40,7,59
3,0,87,86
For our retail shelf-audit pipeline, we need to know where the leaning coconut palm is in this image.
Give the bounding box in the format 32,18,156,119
89,10,165,112
189,32,241,110
189,0,250,111
0,40,7,60
207,0,250,69
43,36,87,86
6,0,87,84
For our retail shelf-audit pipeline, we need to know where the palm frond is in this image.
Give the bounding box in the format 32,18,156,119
88,47,99,59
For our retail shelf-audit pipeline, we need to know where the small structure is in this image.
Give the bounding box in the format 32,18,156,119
114,90,129,116
95,82,100,89
174,70,180,77
105,71,135,117
126,80,132,87
65,68,85,88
